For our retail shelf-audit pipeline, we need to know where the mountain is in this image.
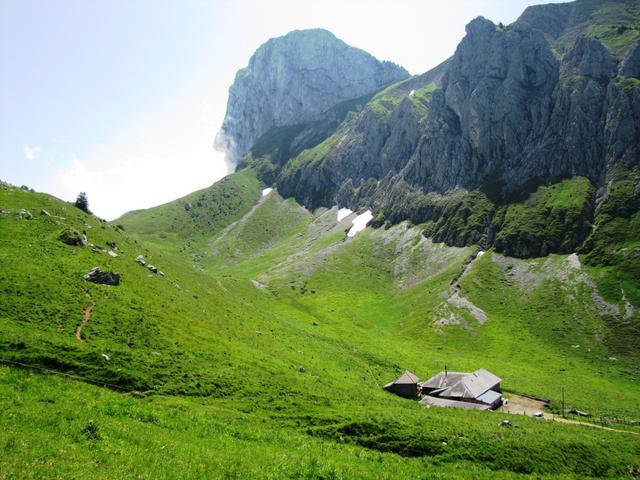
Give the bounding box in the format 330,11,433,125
215,28,409,162
2,1,640,478
238,0,640,262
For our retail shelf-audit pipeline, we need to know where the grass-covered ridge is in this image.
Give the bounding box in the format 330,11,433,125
585,0,640,57
116,168,261,243
495,177,595,257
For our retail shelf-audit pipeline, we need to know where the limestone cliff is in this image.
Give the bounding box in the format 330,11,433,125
215,29,408,163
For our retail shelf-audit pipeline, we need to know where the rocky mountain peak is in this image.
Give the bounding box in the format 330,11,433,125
215,28,408,163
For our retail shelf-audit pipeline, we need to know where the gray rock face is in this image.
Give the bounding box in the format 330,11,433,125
275,4,640,212
84,267,120,286
232,1,640,258
620,41,640,77
216,29,408,162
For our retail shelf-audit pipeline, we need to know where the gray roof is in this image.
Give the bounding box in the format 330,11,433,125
420,372,467,390
384,371,419,389
421,369,501,400
393,371,419,384
420,396,492,410
477,389,502,405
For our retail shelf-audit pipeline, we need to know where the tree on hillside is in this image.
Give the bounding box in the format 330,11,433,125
74,192,91,214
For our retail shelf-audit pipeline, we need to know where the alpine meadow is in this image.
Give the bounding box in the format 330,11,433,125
1,0,640,478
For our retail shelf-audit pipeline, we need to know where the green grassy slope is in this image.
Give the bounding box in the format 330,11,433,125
115,168,261,251
1,179,639,478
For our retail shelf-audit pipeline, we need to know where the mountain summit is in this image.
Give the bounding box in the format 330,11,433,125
229,0,640,259
214,28,408,163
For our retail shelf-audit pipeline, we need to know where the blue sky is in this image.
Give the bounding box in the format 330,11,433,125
0,0,570,219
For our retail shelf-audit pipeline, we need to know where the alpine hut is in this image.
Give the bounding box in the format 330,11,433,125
419,368,502,410
383,371,420,398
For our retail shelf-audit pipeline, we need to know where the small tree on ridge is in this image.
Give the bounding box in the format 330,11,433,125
74,192,91,214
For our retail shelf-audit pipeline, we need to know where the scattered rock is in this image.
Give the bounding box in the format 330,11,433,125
107,250,118,257
107,241,116,249
91,245,105,253
40,209,50,216
184,202,193,211
84,267,120,286
298,366,306,373
499,420,517,428
135,255,146,266
563,408,590,417
59,228,87,247
159,271,165,277
101,353,110,362
147,265,158,273
16,209,33,220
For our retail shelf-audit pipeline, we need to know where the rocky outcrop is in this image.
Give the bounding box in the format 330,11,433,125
215,29,408,163
59,228,87,247
84,267,120,286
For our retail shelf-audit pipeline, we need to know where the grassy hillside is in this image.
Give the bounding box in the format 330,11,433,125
116,168,261,251
1,178,639,478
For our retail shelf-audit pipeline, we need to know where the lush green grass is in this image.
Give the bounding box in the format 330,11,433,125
367,76,417,117
116,168,261,249
1,179,639,478
495,177,595,257
407,82,438,117
586,0,640,58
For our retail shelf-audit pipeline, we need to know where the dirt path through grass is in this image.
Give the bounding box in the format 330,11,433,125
76,291,95,343
501,395,640,436
447,250,488,324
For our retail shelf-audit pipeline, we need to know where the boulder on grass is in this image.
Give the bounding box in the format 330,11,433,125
59,228,87,247
84,267,120,286
16,209,33,220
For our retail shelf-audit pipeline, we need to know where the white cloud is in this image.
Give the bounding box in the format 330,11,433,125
23,146,42,161
52,80,232,220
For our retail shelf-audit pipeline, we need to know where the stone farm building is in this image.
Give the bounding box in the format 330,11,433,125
383,371,419,398
419,368,502,410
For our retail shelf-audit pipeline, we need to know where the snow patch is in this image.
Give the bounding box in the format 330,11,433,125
409,90,415,97
567,253,581,269
347,210,373,237
261,187,273,197
337,207,352,222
